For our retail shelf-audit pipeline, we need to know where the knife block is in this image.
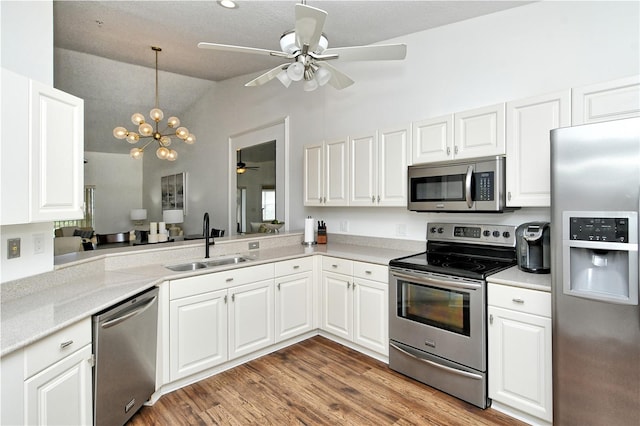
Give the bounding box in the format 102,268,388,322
317,227,327,244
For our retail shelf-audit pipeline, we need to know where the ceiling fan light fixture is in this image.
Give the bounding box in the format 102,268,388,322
276,69,293,88
286,62,304,81
303,78,319,92
315,66,331,86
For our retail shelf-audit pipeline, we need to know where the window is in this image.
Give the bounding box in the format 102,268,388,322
54,186,95,229
261,186,275,222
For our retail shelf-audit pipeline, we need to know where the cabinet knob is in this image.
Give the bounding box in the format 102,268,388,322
508,191,512,201
377,195,380,203
446,147,451,156
277,283,281,290
489,314,493,325
224,295,228,304
372,196,375,203
454,145,459,154
232,294,235,302
347,282,351,289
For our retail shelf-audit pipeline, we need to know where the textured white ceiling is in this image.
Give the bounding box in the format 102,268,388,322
52,0,534,153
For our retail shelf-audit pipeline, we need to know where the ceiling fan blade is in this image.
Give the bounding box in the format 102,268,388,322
295,4,327,52
324,43,407,62
198,42,281,57
318,62,354,90
244,64,289,87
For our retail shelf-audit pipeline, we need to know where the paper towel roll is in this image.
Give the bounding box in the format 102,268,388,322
304,217,315,243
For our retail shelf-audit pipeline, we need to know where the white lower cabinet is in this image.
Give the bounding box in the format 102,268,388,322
275,257,314,342
228,280,275,359
488,283,552,424
168,263,274,381
1,318,93,426
321,257,388,356
25,344,93,425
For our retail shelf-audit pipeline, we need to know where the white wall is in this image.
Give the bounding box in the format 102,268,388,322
0,0,56,283
84,152,143,234
149,0,639,241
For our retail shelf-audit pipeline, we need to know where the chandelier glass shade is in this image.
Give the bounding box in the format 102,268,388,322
113,47,195,161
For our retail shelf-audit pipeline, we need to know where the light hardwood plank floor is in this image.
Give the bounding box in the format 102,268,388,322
128,336,525,425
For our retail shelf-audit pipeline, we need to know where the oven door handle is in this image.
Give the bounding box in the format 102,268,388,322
391,271,482,291
465,165,474,209
390,343,483,380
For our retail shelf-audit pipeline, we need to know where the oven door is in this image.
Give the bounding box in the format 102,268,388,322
389,268,486,371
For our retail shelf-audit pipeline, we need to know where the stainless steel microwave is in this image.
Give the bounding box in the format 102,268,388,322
408,156,510,212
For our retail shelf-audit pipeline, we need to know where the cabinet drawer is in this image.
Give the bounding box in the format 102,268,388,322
275,256,313,277
322,256,353,275
170,263,275,300
25,317,91,378
353,261,387,283
488,283,551,317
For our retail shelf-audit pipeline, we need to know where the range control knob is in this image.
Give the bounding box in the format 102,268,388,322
437,227,444,234
492,230,501,238
483,230,491,237
502,231,511,238
430,227,438,234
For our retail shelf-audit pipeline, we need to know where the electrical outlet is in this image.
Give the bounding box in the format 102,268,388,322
33,233,45,254
396,224,407,237
249,241,259,250
340,221,349,232
7,238,20,259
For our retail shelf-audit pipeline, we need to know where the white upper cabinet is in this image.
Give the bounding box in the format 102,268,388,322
572,75,640,125
1,68,84,225
377,126,409,206
349,132,377,206
454,103,506,160
506,90,571,207
412,114,453,163
303,138,349,206
412,104,505,164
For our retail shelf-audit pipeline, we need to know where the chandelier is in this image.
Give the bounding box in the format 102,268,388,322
113,46,195,161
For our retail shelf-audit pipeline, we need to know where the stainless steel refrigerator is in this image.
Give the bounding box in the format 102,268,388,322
550,117,640,425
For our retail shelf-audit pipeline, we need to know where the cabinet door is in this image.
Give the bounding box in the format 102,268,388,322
572,75,640,125
324,137,349,206
353,277,388,355
303,143,324,206
378,126,409,206
321,271,353,340
229,280,274,359
169,289,228,380
488,306,552,423
24,344,92,426
30,79,84,222
454,103,505,159
275,271,314,342
506,91,571,207
412,114,453,163
349,133,377,206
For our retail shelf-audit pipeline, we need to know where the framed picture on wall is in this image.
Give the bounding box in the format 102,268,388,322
161,172,186,214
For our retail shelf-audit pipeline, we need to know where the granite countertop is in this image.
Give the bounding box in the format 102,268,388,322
1,241,416,357
487,266,552,292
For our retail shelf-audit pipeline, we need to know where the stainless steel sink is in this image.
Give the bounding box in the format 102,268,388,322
204,256,249,267
166,262,208,271
166,256,250,271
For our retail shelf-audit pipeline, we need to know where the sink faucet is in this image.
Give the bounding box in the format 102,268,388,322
203,212,214,258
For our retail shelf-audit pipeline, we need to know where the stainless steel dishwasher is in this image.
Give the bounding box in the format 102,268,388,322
92,287,159,426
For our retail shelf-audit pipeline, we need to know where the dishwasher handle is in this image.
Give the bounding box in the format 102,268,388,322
100,295,158,329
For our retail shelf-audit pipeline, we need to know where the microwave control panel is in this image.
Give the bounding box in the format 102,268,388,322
569,217,628,243
475,171,494,201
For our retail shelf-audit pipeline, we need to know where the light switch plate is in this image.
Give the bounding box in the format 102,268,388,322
249,241,259,250
7,238,20,259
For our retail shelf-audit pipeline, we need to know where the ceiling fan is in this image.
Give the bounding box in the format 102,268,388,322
198,2,407,91
236,150,259,174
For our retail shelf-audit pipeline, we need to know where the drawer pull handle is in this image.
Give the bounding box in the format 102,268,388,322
226,278,234,282
293,265,300,269
512,298,525,304
365,270,372,274
60,340,74,349
332,264,338,268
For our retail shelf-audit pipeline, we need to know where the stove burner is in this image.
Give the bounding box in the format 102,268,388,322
440,261,488,272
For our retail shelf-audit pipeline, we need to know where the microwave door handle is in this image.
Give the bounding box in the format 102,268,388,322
465,165,473,208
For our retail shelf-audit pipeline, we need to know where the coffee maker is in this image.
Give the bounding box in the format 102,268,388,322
516,222,551,273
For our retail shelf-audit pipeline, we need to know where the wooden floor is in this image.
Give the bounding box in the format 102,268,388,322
128,336,524,425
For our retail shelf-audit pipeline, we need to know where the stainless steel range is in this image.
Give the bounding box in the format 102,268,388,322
389,222,516,408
